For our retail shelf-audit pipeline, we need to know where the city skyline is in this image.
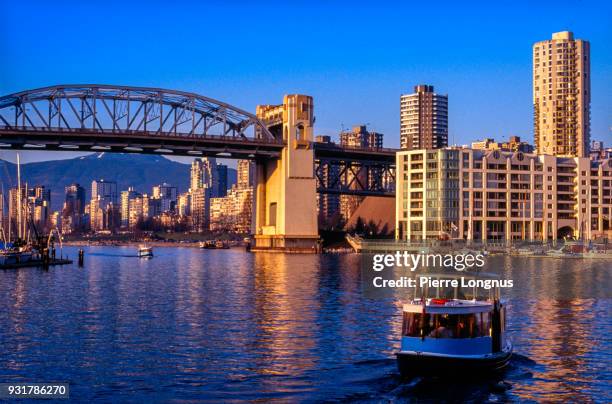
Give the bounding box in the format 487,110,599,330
1,2,610,164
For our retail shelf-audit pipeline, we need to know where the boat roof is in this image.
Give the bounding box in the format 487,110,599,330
403,299,494,314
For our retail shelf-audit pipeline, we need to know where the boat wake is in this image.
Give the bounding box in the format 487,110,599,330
324,354,538,402
87,253,149,258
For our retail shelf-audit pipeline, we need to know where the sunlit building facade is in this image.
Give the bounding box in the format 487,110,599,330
63,183,86,232
338,125,385,222
400,85,448,150
471,136,534,153
190,187,210,232
209,160,254,233
533,31,590,157
396,148,612,241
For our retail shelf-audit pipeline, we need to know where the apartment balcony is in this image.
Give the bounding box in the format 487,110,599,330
485,211,507,218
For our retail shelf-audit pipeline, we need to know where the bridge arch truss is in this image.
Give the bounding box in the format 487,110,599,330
0,85,281,158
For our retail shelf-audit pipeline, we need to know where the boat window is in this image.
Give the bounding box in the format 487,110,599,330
402,312,492,338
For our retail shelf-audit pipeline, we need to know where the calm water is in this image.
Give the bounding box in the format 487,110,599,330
0,247,610,402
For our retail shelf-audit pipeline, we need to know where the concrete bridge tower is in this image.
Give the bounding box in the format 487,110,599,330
252,95,319,251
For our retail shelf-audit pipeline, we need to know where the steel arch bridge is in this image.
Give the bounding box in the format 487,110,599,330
0,84,282,159
0,84,396,196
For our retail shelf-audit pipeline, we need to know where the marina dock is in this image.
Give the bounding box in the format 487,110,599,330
0,258,73,270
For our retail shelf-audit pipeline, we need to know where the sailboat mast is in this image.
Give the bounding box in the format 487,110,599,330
17,153,22,240
24,182,29,242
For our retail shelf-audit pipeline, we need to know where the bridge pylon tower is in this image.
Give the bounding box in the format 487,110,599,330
253,95,319,251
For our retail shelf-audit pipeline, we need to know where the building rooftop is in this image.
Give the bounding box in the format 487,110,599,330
552,31,573,40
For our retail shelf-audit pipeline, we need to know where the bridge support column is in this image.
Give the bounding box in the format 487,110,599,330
252,95,319,252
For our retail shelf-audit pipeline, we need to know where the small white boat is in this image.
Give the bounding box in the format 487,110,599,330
396,273,512,377
547,248,578,258
137,245,153,258
510,247,534,256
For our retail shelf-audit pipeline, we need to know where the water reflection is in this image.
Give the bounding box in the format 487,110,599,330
0,247,609,402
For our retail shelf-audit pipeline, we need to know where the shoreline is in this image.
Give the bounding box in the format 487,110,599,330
62,240,232,248
58,242,612,259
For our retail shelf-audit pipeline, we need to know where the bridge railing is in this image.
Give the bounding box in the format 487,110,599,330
0,125,285,145
313,142,399,155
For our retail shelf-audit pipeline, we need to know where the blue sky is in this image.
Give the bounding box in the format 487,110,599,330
0,1,610,163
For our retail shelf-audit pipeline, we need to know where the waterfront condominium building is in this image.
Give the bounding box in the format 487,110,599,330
400,85,448,150
533,31,590,157
395,149,460,240
396,148,612,241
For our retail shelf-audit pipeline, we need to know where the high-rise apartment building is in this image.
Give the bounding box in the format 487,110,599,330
190,157,228,197
64,184,86,217
191,158,216,191
62,183,86,233
236,160,254,189
91,179,118,207
191,187,210,232
400,85,448,150
177,192,191,217
90,179,118,232
8,187,27,238
28,185,51,229
533,31,590,157
120,187,140,228
339,125,383,149
216,164,228,197
5,185,51,235
152,183,177,213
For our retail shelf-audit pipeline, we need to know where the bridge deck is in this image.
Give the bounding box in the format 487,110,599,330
0,126,283,159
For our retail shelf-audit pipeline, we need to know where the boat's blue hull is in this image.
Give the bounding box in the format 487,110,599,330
396,347,512,377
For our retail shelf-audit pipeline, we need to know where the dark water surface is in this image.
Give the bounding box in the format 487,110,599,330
0,247,610,402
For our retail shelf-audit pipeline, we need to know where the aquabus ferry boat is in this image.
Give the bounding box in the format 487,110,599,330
396,273,512,377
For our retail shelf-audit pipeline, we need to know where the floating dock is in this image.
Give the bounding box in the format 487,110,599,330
0,258,73,269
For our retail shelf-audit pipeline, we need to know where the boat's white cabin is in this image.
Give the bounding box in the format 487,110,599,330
404,298,493,314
